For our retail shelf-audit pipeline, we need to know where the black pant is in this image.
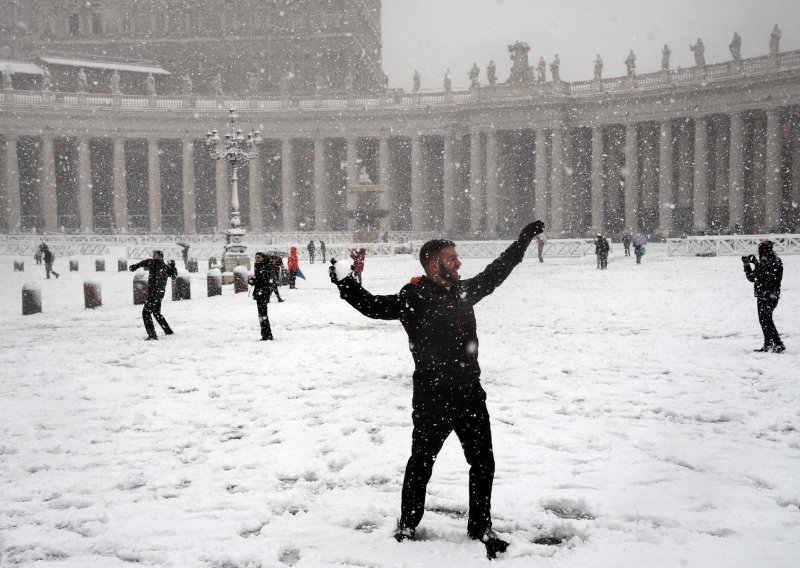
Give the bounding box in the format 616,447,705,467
624,244,630,256
268,283,282,302
309,252,315,263
400,392,495,536
142,296,172,338
45,262,59,279
256,296,273,339
757,297,783,348
289,270,297,288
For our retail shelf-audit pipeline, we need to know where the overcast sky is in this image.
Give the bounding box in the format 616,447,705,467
382,0,800,91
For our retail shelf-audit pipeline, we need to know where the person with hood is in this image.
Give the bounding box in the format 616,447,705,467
594,235,610,270
743,240,785,353
307,239,316,263
329,219,545,560
248,252,274,340
319,240,327,263
130,250,177,340
350,247,366,284
39,243,60,279
287,246,300,289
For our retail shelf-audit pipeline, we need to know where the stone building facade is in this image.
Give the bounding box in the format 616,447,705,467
1,15,799,238
0,0,383,95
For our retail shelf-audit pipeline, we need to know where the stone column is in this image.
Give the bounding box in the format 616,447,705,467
410,135,424,231
792,120,800,220
534,129,549,226
623,123,639,234
658,120,675,235
113,138,128,232
713,119,730,212
378,135,391,230
469,130,484,234
346,137,358,230
728,113,745,230
147,138,162,233
182,138,196,234
764,108,782,230
590,126,605,234
313,137,326,231
442,130,456,234
248,144,262,233
3,135,21,233
550,128,566,235
692,117,709,232
40,136,58,233
215,153,228,233
485,131,498,237
281,138,295,231
78,137,93,233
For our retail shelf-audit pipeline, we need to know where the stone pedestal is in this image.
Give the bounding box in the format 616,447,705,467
84,280,102,309
172,274,191,301
347,172,388,243
22,283,41,315
118,258,128,271
70,260,79,271
207,269,222,297
222,227,251,272
133,273,148,305
187,258,198,273
95,259,105,272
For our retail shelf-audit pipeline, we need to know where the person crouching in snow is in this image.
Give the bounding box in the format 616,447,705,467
287,246,300,289
329,219,545,559
248,252,274,340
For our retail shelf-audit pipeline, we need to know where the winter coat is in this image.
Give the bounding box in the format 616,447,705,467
334,232,535,402
250,262,271,299
307,241,315,254
42,247,55,264
131,258,177,299
350,249,366,273
287,248,299,272
745,253,783,300
595,238,610,256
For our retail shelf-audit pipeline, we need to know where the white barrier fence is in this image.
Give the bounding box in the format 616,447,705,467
666,234,800,256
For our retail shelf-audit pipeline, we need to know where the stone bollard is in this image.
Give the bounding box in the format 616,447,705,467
172,273,191,301
95,259,105,272
84,279,102,309
133,271,149,305
233,266,248,293
187,258,198,273
13,260,24,272
222,271,234,285
208,257,218,270
207,268,222,297
22,282,41,315
118,258,128,272
70,259,79,272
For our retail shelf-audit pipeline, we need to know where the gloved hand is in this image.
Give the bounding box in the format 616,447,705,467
329,258,354,283
129,266,136,272
520,220,545,240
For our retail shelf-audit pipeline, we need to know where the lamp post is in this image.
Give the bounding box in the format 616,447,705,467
205,108,262,270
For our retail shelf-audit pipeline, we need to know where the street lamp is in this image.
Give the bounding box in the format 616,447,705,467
205,108,262,269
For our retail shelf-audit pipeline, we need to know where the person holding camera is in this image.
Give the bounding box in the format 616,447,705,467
743,240,784,353
130,250,177,340
328,220,545,559
248,252,274,340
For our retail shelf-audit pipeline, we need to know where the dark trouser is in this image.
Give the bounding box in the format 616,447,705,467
400,393,495,536
321,251,326,262
624,245,630,256
599,254,608,269
142,296,172,338
269,283,282,302
288,270,297,288
757,297,783,348
538,251,543,263
45,262,59,279
309,252,315,263
256,296,273,339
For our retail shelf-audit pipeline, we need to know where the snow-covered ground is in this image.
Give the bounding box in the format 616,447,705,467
1,246,798,568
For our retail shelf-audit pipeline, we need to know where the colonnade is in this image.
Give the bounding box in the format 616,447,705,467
2,105,800,237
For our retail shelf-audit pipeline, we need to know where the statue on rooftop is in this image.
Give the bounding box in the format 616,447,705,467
42,66,52,92
2,69,12,90
507,41,533,85
594,54,603,80
145,73,156,96
212,72,224,96
469,63,480,88
181,75,193,96
690,38,705,66
413,70,420,93
110,70,121,94
770,24,782,54
550,54,561,82
537,56,546,83
444,68,452,92
625,50,636,77
487,60,497,86
76,67,87,92
729,32,742,62
661,44,671,70
249,72,259,96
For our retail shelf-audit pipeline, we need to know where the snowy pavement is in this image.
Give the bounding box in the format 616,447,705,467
1,248,798,567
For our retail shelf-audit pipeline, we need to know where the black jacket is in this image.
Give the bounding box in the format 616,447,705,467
335,232,534,401
745,253,783,300
131,258,177,299
250,262,271,299
42,247,55,264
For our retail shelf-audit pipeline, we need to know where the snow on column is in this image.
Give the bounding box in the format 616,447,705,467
469,130,484,234
534,129,549,229
147,137,162,233
313,137,326,231
485,130,498,238
411,135,424,231
40,136,57,233
658,119,675,235
442,130,456,234
215,147,229,232
692,116,709,233
248,141,263,233
764,108,782,230
378,135,391,232
2,135,21,233
78,137,93,233
590,126,604,234
550,127,566,235
346,137,358,231
281,138,295,231
623,123,639,234
113,138,128,232
182,138,196,234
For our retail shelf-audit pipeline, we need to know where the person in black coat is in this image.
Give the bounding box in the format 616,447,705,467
40,243,60,279
743,240,785,353
130,250,177,340
307,239,316,263
319,240,326,263
329,219,545,558
267,255,285,303
594,235,610,269
249,252,274,340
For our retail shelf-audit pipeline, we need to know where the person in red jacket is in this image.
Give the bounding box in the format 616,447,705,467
287,246,300,289
350,247,366,284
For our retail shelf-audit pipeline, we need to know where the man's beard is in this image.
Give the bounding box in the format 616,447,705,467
438,260,460,286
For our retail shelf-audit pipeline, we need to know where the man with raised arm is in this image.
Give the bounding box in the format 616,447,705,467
329,220,545,559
